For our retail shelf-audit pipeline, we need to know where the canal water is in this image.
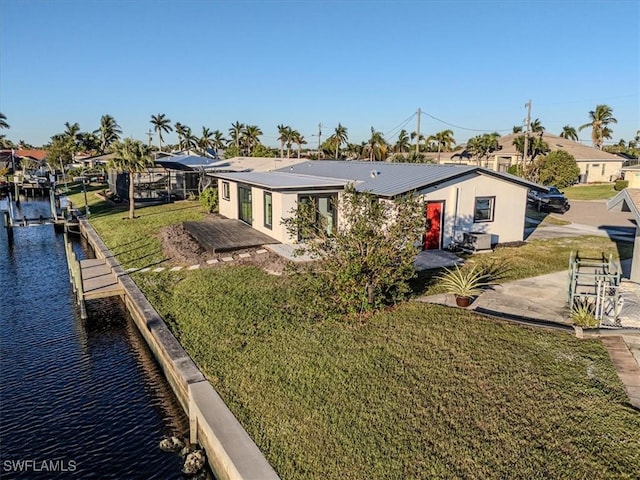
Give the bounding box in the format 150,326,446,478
0,200,197,479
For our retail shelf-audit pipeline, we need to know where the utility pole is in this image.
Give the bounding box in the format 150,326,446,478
147,129,154,148
415,108,421,155
317,123,322,159
522,100,531,170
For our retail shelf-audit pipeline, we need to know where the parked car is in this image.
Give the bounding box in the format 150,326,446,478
528,187,570,213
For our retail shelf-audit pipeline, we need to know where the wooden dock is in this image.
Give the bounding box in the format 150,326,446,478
64,233,123,319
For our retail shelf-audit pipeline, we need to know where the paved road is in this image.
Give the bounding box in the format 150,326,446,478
551,199,636,230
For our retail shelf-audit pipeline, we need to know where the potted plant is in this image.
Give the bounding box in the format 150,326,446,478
437,264,489,307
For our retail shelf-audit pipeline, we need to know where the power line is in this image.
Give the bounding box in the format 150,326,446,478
382,112,417,139
423,112,513,133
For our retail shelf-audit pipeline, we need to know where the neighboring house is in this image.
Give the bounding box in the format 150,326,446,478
607,188,640,282
435,134,625,183
212,160,545,250
621,165,640,188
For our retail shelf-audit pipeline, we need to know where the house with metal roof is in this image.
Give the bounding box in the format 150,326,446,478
212,160,545,250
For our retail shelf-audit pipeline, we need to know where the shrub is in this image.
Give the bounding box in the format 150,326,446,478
199,187,218,213
614,180,628,191
571,298,598,328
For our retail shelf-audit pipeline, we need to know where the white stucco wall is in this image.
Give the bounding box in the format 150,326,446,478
419,173,528,248
628,171,640,189
577,160,624,183
217,179,238,219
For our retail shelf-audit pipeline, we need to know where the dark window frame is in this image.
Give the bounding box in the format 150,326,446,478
222,181,230,201
264,191,273,229
474,196,495,223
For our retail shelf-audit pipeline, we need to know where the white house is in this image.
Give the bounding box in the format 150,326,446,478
436,133,625,183
213,161,544,250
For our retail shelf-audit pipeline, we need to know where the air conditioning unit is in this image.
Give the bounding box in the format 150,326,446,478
463,232,492,251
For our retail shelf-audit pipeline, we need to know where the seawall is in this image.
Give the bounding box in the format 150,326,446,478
78,218,280,480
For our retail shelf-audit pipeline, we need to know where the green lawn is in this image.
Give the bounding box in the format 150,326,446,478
563,183,618,200
76,199,639,479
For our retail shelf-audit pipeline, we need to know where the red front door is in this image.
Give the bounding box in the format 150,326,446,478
424,201,443,250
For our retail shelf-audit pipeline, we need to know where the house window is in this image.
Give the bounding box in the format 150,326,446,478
264,192,272,229
601,164,606,176
222,181,230,200
474,196,495,222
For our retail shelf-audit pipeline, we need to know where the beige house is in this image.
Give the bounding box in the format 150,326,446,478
213,161,544,250
435,133,625,183
621,165,640,188
607,188,640,282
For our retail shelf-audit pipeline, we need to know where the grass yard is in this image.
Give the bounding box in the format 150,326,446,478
563,183,618,200
76,199,639,479
136,268,640,479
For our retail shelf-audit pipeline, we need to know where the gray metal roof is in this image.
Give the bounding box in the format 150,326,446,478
154,155,227,171
211,161,545,197
274,161,543,197
213,171,350,190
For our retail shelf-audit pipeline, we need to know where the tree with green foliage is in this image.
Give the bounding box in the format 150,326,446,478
94,114,122,153
467,133,500,166
327,123,348,160
528,150,580,188
0,112,9,130
364,127,388,161
199,186,218,213
277,124,291,158
242,125,262,156
560,125,579,141
251,144,275,157
513,133,550,164
579,104,617,150
394,129,410,153
292,130,306,158
283,185,424,313
109,138,153,219
428,129,456,162
150,113,173,152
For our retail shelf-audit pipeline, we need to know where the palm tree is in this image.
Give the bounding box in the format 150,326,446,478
364,127,388,161
109,138,152,219
150,113,173,152
174,122,186,151
94,114,122,153
242,125,262,156
411,131,424,151
199,127,214,155
530,118,545,133
579,104,617,149
394,129,410,153
229,121,245,151
0,112,9,130
328,123,348,160
277,124,293,158
211,130,227,156
512,134,550,163
559,125,579,141
428,129,456,161
181,127,198,152
512,125,523,133
291,130,306,158
467,133,500,166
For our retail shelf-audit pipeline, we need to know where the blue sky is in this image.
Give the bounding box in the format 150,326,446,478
1,0,638,149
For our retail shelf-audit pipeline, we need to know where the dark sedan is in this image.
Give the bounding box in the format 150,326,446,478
528,187,570,213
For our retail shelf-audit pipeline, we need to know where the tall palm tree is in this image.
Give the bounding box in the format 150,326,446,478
211,130,227,155
174,122,186,151
328,123,348,160
291,130,306,158
0,112,9,130
467,133,500,166
242,125,262,156
512,125,523,133
512,134,549,163
410,131,424,152
428,129,456,161
394,129,410,153
530,118,545,133
364,127,387,161
199,127,214,155
579,104,617,150
229,121,245,151
277,124,292,158
150,113,173,152
109,138,152,219
94,114,122,154
559,125,579,141
181,127,198,152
